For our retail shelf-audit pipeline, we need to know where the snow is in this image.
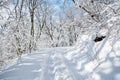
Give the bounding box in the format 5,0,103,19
0,39,120,80
1,0,120,80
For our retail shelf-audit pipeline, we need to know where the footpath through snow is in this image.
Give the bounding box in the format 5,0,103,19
0,38,120,80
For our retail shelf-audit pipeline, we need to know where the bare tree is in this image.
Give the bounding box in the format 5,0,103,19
28,0,38,52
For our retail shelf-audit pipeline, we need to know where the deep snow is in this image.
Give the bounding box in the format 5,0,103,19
0,37,120,80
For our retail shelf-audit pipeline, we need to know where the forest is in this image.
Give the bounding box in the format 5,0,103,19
0,0,120,80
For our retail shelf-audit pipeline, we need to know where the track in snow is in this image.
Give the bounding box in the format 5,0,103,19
0,47,89,80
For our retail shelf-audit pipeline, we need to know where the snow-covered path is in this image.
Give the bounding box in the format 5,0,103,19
0,46,120,80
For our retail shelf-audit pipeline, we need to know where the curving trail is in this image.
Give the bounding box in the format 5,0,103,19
0,48,86,80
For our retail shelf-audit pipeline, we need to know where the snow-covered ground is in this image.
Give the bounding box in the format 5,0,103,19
0,38,120,80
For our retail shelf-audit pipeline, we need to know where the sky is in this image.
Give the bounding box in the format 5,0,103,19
47,0,72,17
49,0,71,10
